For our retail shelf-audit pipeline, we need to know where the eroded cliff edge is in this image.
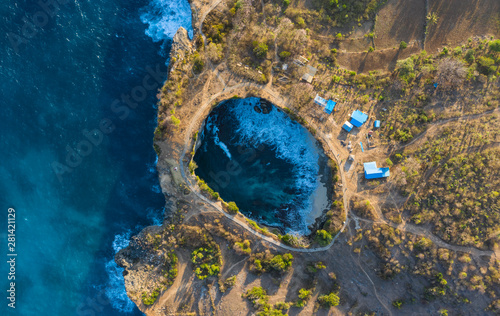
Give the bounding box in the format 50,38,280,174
116,0,500,314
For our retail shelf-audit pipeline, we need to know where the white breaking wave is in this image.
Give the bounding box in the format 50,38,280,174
140,0,193,43
228,98,320,234
205,113,232,160
105,231,135,313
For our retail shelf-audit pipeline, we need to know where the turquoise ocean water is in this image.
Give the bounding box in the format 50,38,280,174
0,0,191,314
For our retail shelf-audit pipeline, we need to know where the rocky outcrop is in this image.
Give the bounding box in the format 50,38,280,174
170,27,193,63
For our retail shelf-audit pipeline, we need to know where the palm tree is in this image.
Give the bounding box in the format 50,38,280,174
426,12,439,26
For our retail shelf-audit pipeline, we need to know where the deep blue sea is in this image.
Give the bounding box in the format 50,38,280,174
0,0,191,315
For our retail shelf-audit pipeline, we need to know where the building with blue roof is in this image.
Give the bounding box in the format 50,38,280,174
314,94,336,114
374,120,380,128
342,121,353,132
325,100,336,114
314,94,327,107
363,162,390,179
350,110,368,127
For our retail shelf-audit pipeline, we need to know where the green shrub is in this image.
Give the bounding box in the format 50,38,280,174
477,56,497,75
318,292,340,307
234,240,251,255
227,201,239,214
191,243,222,280
283,0,290,6
171,115,180,127
279,51,291,59
269,253,294,272
296,16,305,28
244,286,268,308
253,41,269,58
142,288,160,305
274,302,290,310
489,39,500,53
188,161,198,174
298,288,312,300
399,41,407,49
315,229,333,246
192,52,204,73
392,299,404,309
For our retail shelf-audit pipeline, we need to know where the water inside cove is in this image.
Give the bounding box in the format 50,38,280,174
193,97,332,234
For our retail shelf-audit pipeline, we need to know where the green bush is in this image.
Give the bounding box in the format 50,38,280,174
489,39,500,53
171,115,180,127
234,240,251,254
318,292,340,307
191,244,222,280
315,229,333,246
392,299,404,309
283,0,290,6
477,56,497,75
142,288,160,305
274,302,290,310
253,41,269,58
269,253,294,272
227,201,239,214
298,288,312,300
399,41,408,49
279,51,291,59
192,52,204,73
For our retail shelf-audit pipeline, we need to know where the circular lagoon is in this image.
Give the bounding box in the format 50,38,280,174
193,97,333,233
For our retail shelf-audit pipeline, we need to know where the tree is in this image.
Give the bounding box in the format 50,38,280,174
315,230,333,246
318,292,340,307
426,12,438,26
489,39,500,53
279,51,291,59
206,42,223,62
477,56,497,75
193,54,204,73
171,115,180,127
227,201,239,214
298,288,311,300
399,41,408,50
253,41,268,58
436,58,467,88
465,49,475,63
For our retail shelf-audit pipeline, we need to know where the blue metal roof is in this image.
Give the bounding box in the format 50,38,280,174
342,121,353,132
350,110,368,127
374,120,380,128
324,100,336,114
363,162,390,179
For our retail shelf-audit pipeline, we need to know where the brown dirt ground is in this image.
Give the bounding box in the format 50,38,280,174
374,0,426,50
425,0,500,52
336,42,421,73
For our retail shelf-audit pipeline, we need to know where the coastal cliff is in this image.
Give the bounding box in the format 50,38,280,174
116,0,500,314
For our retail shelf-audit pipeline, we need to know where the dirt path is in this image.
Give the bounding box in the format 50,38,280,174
176,76,498,260
173,3,499,257
400,107,500,150
198,0,226,88
177,80,349,253
347,228,393,316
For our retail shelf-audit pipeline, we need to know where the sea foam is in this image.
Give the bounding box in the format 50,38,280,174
105,231,135,313
140,0,194,44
